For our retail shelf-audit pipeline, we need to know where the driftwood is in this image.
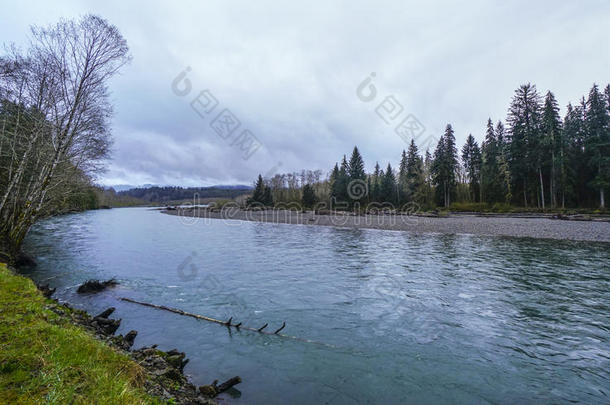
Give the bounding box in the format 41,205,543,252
96,307,116,318
199,376,242,397
120,297,335,348
215,376,242,393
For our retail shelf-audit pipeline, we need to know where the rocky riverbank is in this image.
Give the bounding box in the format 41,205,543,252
0,263,238,404
164,207,610,242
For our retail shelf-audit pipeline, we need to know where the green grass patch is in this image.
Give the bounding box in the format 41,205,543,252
0,263,162,404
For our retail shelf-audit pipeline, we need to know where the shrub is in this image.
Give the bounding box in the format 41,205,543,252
449,202,489,212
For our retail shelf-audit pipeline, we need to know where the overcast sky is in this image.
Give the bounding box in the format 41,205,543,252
2,1,609,186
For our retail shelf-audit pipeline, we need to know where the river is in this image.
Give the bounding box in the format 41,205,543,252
19,207,610,404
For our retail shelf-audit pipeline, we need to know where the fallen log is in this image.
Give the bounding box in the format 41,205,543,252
96,307,116,318
216,376,242,393
199,376,242,397
120,297,335,348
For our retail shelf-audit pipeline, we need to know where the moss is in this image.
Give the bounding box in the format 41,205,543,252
0,263,164,404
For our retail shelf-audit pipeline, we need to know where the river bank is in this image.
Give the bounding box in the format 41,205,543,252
164,207,610,242
0,262,222,404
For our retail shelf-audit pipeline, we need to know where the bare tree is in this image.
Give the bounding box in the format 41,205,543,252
0,15,130,263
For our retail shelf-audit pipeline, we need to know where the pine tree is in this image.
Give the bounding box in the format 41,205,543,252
380,163,397,204
262,186,273,206
461,134,481,202
371,161,381,202
432,134,446,206
302,183,316,208
422,149,435,207
431,125,458,207
481,119,502,203
585,84,610,208
336,155,350,206
443,124,458,206
247,174,266,206
507,83,542,207
329,163,340,200
406,140,424,203
563,101,590,206
496,121,512,204
348,146,366,181
541,91,562,208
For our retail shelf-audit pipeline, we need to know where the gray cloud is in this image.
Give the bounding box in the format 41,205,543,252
2,0,609,186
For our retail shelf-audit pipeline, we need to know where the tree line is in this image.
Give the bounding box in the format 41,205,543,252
249,83,609,211
119,185,253,203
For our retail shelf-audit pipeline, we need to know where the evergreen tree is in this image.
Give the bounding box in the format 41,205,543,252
507,83,542,207
481,119,502,203
444,124,458,206
496,121,512,204
431,126,458,207
432,134,446,206
247,174,266,206
461,134,481,202
380,163,397,204
406,140,424,203
432,124,458,207
301,183,316,208
262,186,273,206
563,101,590,206
348,146,366,181
422,149,435,207
329,163,340,200
371,161,381,202
541,91,562,208
348,146,366,206
585,84,610,208
424,150,433,184
336,155,350,206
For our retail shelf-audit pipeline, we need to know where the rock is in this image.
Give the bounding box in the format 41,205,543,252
166,353,189,372
15,253,36,267
124,330,137,347
199,385,217,397
95,307,116,318
91,317,121,335
77,279,118,294
36,283,56,298
162,367,183,381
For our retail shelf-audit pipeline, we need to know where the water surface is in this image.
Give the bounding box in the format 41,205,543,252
21,207,610,404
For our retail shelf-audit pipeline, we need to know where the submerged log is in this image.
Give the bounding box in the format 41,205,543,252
120,297,335,348
216,376,242,393
199,376,242,398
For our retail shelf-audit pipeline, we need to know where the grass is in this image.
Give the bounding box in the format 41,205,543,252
0,262,162,405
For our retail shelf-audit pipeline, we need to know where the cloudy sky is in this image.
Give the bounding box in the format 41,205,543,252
2,1,609,186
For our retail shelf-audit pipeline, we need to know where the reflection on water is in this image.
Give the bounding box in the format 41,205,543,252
21,207,610,404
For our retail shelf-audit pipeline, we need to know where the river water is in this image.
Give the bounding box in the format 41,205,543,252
20,207,610,404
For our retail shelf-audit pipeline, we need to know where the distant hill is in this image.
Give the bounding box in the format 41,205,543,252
117,185,252,203
108,184,155,192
